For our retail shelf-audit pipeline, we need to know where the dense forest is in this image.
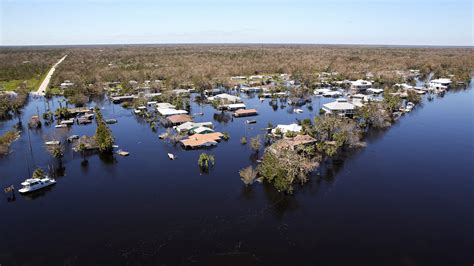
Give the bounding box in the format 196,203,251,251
1,45,473,94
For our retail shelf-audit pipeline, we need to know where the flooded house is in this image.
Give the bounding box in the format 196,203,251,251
158,108,188,117
350,80,372,91
429,78,452,90
207,93,241,103
180,132,224,149
322,99,356,116
175,121,213,133
166,114,193,126
271,123,302,135
233,109,258,117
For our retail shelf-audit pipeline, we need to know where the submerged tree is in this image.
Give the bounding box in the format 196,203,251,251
239,166,257,186
257,147,319,194
32,168,45,179
250,135,262,153
198,153,215,172
94,107,114,153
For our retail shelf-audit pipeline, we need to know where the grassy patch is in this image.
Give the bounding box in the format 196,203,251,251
0,77,43,92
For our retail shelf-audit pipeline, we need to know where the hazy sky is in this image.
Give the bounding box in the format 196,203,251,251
1,0,472,46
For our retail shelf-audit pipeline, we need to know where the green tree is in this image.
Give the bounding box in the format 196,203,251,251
94,107,114,153
250,135,261,153
198,153,215,172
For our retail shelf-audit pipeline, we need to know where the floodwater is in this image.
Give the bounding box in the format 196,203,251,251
0,82,473,266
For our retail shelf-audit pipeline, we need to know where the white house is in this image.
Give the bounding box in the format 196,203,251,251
207,93,241,103
429,78,452,89
322,99,356,116
156,103,176,110
157,108,188,117
271,123,302,135
227,103,246,111
350,80,372,91
175,121,213,133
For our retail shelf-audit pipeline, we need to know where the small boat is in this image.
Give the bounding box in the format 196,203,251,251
246,119,257,124
19,176,56,194
168,153,175,160
159,133,168,139
55,124,67,128
45,140,60,145
112,145,119,148
105,119,118,124
67,135,79,142
193,112,204,116
117,149,129,156
134,109,141,114
294,108,303,114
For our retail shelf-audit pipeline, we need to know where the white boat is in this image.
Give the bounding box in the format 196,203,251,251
55,124,67,128
117,149,129,156
168,153,175,160
45,140,60,145
294,108,303,114
18,176,56,194
67,135,79,142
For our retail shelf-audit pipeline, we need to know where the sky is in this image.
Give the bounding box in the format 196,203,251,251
0,0,472,46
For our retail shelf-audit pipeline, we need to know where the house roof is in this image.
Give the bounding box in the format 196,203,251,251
167,114,193,124
272,123,302,134
323,99,355,111
234,109,258,116
175,121,213,132
180,132,224,148
156,103,175,109
158,108,188,116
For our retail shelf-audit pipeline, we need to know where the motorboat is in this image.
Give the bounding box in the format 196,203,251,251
246,119,257,124
67,135,79,142
55,124,67,128
117,149,129,156
45,140,60,145
294,108,303,114
18,176,56,194
168,153,175,160
105,119,118,124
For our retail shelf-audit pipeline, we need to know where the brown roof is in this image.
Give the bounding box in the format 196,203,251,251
181,132,224,148
167,114,193,124
234,109,258,117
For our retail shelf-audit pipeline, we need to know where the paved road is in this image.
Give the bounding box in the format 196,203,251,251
34,55,68,96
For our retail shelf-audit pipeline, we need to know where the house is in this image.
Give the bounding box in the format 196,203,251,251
234,109,258,117
322,99,356,116
180,132,224,149
350,80,372,91
207,93,241,103
429,78,451,89
231,76,247,81
166,114,193,125
111,95,138,103
314,88,332,95
157,108,188,117
271,123,302,135
240,86,262,93
60,80,75,89
156,103,176,110
226,103,246,111
172,89,189,96
190,126,214,134
175,121,213,133
204,88,225,96
268,135,317,154
367,88,384,94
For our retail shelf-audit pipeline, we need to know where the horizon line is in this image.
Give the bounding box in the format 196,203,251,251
1,43,473,49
